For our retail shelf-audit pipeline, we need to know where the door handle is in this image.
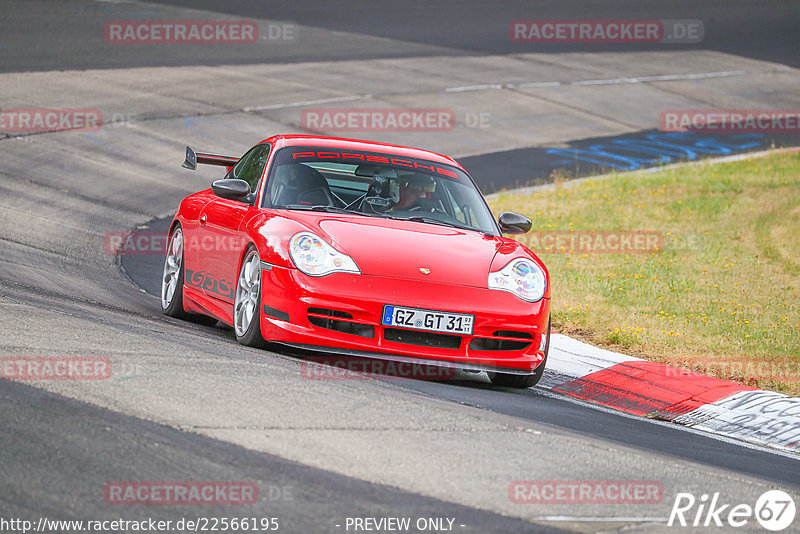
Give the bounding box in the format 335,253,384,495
199,213,207,226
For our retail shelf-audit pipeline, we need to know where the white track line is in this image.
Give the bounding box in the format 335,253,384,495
244,94,369,112
446,69,753,92
532,516,669,523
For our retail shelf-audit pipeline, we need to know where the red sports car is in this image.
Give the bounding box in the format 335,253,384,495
162,135,550,387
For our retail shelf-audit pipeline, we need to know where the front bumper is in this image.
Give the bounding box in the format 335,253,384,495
259,265,550,373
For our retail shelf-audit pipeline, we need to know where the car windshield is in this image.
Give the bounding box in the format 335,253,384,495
263,146,499,234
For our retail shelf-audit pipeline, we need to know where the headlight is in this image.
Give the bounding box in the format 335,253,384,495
289,232,360,276
488,258,546,302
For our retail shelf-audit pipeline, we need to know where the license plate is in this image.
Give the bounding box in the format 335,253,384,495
381,305,474,335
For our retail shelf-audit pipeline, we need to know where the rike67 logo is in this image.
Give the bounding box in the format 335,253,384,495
669,490,795,531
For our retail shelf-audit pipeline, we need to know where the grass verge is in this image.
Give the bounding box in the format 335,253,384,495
488,151,800,396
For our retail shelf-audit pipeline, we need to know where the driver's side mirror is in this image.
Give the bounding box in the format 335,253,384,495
212,179,253,204
498,211,532,234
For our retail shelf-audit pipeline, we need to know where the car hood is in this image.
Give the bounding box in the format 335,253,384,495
292,213,503,287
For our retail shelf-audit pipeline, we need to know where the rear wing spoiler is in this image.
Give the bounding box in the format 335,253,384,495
181,146,239,170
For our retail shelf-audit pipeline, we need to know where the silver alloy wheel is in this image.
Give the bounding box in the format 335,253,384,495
161,227,183,310
235,249,261,337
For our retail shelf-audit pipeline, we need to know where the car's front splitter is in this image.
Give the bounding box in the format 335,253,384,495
277,341,541,376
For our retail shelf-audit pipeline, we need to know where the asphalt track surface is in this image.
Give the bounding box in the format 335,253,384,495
2,1,800,533
0,378,553,533
4,1,799,71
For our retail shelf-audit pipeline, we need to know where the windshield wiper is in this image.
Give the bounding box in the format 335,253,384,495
396,215,495,236
398,215,466,229
286,205,379,217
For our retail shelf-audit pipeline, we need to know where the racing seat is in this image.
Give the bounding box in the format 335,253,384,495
271,164,336,207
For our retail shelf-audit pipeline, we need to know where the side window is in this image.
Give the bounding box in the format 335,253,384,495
230,143,271,192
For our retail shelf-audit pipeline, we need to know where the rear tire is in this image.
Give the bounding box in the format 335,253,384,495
161,224,219,326
161,225,188,318
488,317,550,388
234,247,267,348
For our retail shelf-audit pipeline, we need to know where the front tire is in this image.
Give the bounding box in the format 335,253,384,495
234,247,267,348
488,317,550,388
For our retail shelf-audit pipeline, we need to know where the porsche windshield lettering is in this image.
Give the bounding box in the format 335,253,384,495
291,150,458,179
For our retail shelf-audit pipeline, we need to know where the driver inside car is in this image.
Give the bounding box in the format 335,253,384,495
389,174,437,212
